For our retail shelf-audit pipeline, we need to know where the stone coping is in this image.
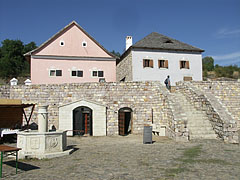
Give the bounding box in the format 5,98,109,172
17,130,66,136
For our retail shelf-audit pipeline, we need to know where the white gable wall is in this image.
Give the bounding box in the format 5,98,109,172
132,49,202,85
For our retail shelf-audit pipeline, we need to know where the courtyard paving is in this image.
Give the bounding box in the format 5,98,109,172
2,135,240,180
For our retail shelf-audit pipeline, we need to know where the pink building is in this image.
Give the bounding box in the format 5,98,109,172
25,21,116,84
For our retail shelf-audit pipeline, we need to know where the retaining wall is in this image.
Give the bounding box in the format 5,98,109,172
1,82,170,135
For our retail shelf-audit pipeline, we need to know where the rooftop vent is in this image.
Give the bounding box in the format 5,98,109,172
164,40,173,43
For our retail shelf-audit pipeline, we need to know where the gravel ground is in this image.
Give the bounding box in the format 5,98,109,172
1,135,240,180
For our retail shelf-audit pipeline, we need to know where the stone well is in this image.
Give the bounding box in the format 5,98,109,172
17,105,72,159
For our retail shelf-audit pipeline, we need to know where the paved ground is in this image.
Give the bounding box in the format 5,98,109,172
1,135,240,180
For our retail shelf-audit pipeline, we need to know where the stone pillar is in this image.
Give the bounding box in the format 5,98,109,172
38,105,49,132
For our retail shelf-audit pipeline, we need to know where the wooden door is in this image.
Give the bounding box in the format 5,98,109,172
118,112,125,135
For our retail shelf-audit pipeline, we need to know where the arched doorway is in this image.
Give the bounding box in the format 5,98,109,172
73,106,92,136
118,107,132,136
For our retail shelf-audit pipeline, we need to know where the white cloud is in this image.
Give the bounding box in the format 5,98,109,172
212,51,240,66
212,52,240,61
216,28,240,38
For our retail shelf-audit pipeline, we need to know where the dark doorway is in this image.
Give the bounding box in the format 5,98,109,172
73,106,92,136
118,107,132,136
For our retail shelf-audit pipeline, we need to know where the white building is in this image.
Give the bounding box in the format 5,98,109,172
117,32,204,85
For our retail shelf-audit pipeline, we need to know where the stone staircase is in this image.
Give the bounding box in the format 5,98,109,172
169,90,217,140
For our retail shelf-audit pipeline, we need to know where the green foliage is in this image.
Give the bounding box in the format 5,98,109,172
110,50,121,58
202,56,240,79
0,39,37,78
214,64,240,78
202,56,214,71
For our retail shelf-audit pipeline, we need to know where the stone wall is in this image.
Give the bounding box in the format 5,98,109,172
177,81,239,143
116,52,133,81
189,81,240,129
0,85,10,98
4,82,170,135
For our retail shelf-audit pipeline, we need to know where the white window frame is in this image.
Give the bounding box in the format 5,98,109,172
49,69,62,77
82,41,87,47
91,70,104,78
71,70,83,78
60,40,65,46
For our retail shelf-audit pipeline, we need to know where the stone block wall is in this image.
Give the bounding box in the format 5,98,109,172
177,81,239,143
4,81,170,135
116,52,133,81
189,81,240,129
0,85,10,98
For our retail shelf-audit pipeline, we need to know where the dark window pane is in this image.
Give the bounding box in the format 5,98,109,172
56,70,62,76
92,71,97,77
98,71,104,77
50,70,55,76
77,71,83,77
72,71,76,76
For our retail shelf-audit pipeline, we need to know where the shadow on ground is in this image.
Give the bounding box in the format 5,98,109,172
4,161,40,171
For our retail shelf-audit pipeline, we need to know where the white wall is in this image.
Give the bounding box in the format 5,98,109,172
132,49,202,85
59,100,106,136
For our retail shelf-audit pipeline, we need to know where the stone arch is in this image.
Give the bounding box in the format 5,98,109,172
118,107,133,136
59,99,106,136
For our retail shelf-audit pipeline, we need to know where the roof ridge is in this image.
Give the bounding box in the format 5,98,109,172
132,32,204,52
24,21,116,59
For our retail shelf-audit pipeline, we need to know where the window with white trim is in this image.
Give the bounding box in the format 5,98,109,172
92,70,104,77
143,59,153,68
60,40,65,46
71,70,83,77
180,60,190,69
49,69,62,77
158,60,168,69
82,41,87,47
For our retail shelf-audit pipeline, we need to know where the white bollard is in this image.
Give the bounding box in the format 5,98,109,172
38,105,49,133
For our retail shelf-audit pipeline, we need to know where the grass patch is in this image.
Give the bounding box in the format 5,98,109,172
197,159,230,165
182,145,202,159
165,167,188,177
176,158,196,164
224,149,236,152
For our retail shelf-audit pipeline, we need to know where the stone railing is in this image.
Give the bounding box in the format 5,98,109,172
177,82,238,144
162,89,189,142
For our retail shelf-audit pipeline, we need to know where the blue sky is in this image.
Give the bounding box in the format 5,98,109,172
0,0,240,66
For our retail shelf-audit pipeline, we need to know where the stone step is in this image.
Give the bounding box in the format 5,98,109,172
190,134,217,140
188,126,213,131
187,120,211,124
190,130,216,135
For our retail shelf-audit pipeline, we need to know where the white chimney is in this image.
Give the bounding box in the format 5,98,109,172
126,36,132,50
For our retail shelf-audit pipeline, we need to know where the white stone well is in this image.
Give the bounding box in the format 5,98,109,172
17,105,72,159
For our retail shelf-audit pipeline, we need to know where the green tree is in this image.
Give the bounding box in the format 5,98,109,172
23,41,37,54
202,56,214,71
0,39,37,78
110,50,121,58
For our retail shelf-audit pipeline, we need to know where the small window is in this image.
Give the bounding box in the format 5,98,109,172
158,60,168,69
92,70,104,77
92,71,98,77
72,70,83,77
72,71,77,76
49,69,62,77
50,70,56,76
180,60,190,69
143,59,153,68
56,70,62,76
82,41,87,47
60,41,65,46
98,71,104,77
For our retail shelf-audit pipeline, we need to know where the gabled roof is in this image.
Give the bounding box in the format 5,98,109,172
24,21,116,59
118,32,204,63
132,32,204,52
